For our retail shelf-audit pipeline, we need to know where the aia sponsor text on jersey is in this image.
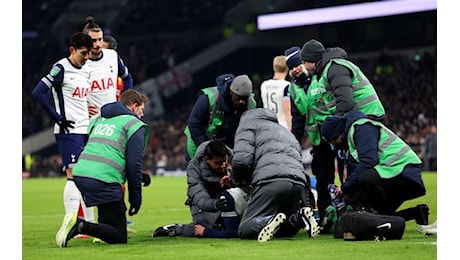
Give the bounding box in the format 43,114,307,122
90,77,116,92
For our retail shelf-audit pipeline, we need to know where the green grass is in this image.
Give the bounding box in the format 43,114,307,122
22,173,437,260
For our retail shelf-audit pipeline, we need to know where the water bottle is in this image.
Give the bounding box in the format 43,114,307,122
328,184,345,210
328,184,337,201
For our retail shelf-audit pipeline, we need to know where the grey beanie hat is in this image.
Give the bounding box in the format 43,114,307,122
301,39,325,63
230,75,253,96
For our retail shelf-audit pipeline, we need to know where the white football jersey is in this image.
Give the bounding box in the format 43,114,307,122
260,78,291,129
41,58,91,134
86,49,123,116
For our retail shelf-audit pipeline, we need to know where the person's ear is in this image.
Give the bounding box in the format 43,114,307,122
127,103,137,110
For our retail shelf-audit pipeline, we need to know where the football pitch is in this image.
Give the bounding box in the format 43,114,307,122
22,173,437,260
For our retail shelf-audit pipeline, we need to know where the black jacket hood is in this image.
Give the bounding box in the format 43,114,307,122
101,101,137,118
315,47,348,76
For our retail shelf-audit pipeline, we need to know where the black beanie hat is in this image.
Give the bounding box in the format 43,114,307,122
284,46,302,69
301,39,325,63
321,116,346,142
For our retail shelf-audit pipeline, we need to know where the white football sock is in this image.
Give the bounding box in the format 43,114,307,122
80,197,96,223
63,180,80,215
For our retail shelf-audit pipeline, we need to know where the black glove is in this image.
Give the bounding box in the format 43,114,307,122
128,205,140,216
214,196,227,210
142,173,151,187
56,118,75,134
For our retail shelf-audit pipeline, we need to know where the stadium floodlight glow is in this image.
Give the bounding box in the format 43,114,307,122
257,0,437,31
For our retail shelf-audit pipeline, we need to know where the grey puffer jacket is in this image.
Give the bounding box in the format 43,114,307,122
186,140,231,213
232,108,307,187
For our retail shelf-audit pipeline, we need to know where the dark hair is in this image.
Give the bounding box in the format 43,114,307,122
103,35,118,49
69,32,93,50
82,16,102,34
204,140,230,159
119,89,149,106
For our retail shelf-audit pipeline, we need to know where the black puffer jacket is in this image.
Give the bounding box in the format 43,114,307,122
315,47,355,116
